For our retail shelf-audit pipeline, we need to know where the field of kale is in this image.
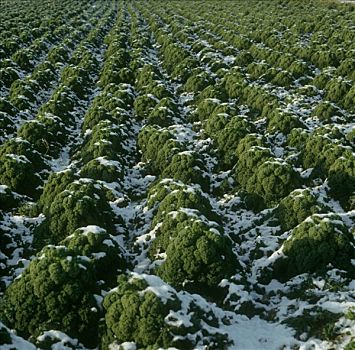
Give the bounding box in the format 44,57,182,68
0,0,354,349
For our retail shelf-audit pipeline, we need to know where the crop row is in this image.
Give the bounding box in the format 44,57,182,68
0,1,354,349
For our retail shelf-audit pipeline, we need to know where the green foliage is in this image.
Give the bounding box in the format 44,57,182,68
148,182,219,224
196,84,228,103
149,210,221,260
183,70,214,93
311,101,344,121
39,86,77,123
247,160,302,204
336,58,355,80
38,169,79,215
0,185,20,210
204,112,229,137
9,79,38,104
32,61,57,88
0,112,16,140
1,1,354,348
297,84,319,97
171,56,199,82
133,94,158,120
0,154,42,198
247,61,272,81
324,78,351,106
34,180,116,247
75,120,128,164
210,104,237,122
102,274,230,349
287,128,310,149
9,78,39,109
194,98,222,122
234,50,253,66
162,151,210,191
312,71,332,90
288,60,310,79
238,190,265,212
300,135,351,177
82,106,116,132
61,65,90,86
234,135,301,204
214,116,254,169
235,146,273,187
0,98,18,116
242,85,279,117
155,97,179,114
346,309,355,321
135,64,161,91
48,45,70,64
147,105,174,127
102,83,135,108
344,85,355,112
221,69,247,99
102,47,129,67
284,309,341,341
0,67,20,88
328,156,355,209
12,48,34,70
271,70,294,87
102,277,173,349
89,94,124,114
34,331,87,350
344,341,355,350
63,226,126,287
161,42,189,75
17,119,65,155
276,189,328,231
274,215,355,279
235,134,267,158
60,67,91,99
99,67,134,87
91,98,122,126
0,246,100,348
157,220,237,289
267,110,305,134
80,157,124,183
38,113,68,146
141,82,173,100
0,137,46,170
311,50,339,68
138,125,182,173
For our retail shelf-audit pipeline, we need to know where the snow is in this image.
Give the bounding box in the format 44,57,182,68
0,322,36,350
1,2,354,348
0,185,9,194
92,252,107,259
78,263,87,270
132,273,176,304
321,301,355,314
223,316,297,350
121,273,305,350
96,156,123,168
78,225,107,235
165,310,194,328
37,330,86,350
110,342,137,350
6,153,30,163
103,239,115,247
312,277,326,290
